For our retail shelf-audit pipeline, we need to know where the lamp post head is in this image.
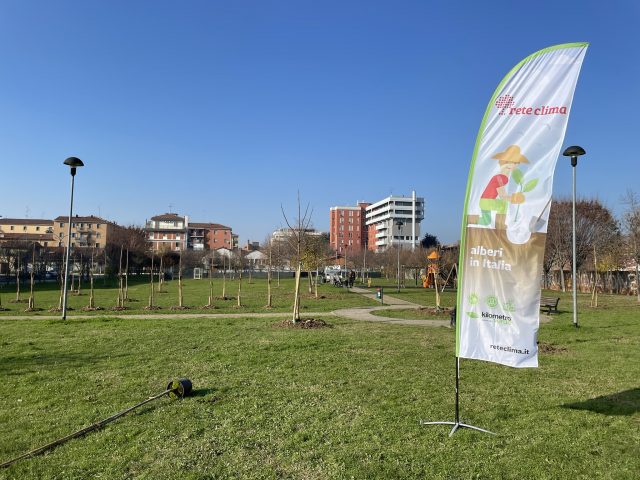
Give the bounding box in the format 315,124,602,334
562,146,585,167
64,157,84,176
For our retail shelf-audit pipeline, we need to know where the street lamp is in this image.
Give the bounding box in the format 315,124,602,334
395,220,404,293
562,145,585,328
62,156,84,320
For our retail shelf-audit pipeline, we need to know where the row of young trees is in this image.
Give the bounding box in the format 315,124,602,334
2,191,637,313
543,192,640,302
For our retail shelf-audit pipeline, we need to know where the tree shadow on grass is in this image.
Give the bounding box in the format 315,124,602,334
563,388,640,416
0,352,128,376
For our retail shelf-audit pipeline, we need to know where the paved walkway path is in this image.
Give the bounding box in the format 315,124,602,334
331,287,450,327
0,287,550,327
10,287,557,328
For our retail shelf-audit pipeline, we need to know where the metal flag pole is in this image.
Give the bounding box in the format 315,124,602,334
420,356,496,437
1,379,192,469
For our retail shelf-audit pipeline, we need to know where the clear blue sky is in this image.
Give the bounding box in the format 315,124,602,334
1,0,638,245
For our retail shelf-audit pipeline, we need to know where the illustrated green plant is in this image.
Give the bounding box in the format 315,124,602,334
512,168,539,221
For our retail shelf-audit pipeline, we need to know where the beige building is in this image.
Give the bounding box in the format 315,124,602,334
52,215,122,249
145,213,188,251
0,218,55,247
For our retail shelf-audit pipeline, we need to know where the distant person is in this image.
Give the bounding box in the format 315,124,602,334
349,270,356,288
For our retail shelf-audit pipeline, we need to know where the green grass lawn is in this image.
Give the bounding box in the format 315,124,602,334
0,287,638,479
0,277,377,316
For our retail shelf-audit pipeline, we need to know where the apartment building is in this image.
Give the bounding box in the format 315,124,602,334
188,223,234,250
145,213,188,251
52,215,123,249
0,218,54,247
329,202,370,253
146,213,236,252
365,191,425,252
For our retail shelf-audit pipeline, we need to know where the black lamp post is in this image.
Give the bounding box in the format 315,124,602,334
562,145,585,328
62,157,84,320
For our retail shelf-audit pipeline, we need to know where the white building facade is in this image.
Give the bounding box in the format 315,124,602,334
365,191,425,252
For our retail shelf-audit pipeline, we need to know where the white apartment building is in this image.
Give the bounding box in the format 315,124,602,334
145,213,188,251
365,191,425,252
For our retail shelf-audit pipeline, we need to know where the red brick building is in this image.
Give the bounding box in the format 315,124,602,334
145,213,235,252
329,202,370,254
188,223,234,251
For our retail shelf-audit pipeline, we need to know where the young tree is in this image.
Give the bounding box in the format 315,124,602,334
176,249,186,308
158,254,166,293
115,246,125,309
205,253,215,308
622,190,640,302
236,251,243,307
301,234,329,298
281,193,314,323
88,251,96,309
14,252,22,303
27,244,36,310
264,238,273,308
146,252,160,310
221,253,228,299
124,249,129,301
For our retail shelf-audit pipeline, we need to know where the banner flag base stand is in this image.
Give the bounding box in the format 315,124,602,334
420,357,497,437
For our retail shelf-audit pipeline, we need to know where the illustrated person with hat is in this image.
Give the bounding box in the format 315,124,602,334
478,145,527,227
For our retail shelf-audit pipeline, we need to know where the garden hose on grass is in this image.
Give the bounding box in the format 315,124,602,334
0,378,192,469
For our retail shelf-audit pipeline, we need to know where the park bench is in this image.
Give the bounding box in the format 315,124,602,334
540,296,560,314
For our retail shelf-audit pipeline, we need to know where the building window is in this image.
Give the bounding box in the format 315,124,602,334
44,242,48,247
175,242,179,248
23,226,27,231
10,226,14,230
97,233,101,238
96,224,101,229
96,243,100,248
87,224,92,228
36,226,40,231
71,233,76,238
349,211,353,216
60,222,64,227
